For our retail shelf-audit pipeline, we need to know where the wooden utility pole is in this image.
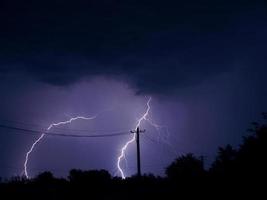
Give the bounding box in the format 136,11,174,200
131,127,145,177
136,127,141,177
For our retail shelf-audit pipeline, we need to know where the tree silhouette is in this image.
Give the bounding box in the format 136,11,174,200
210,114,267,181
166,153,205,180
210,144,237,176
235,119,267,178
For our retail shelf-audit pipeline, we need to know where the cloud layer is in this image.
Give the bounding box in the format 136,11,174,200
1,0,266,94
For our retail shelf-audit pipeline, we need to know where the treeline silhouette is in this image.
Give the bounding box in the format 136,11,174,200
1,113,266,199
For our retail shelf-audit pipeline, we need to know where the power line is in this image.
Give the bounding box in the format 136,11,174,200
0,124,132,138
0,118,129,133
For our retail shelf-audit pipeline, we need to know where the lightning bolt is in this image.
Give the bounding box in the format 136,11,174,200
116,97,176,179
23,116,97,179
117,97,152,179
22,99,171,179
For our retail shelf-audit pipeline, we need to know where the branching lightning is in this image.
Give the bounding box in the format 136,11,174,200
116,97,175,179
117,97,152,179
23,116,97,178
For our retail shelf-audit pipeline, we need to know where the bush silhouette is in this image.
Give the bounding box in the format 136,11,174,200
35,171,54,183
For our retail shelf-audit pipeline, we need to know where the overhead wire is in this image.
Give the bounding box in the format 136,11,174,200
0,124,132,138
0,118,129,133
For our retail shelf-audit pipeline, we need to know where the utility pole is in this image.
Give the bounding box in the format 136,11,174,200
131,127,145,177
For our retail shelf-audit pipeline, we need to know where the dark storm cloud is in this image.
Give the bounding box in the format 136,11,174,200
0,0,266,94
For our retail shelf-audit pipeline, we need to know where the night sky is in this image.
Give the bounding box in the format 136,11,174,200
1,0,267,178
